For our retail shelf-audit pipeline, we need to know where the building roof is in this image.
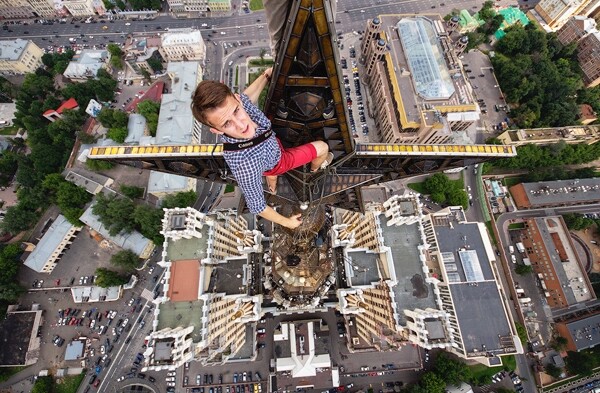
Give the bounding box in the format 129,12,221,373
147,170,190,193
80,203,153,256
274,321,331,378
0,102,16,123
0,39,30,61
155,62,199,145
435,221,513,355
24,215,79,272
64,340,84,360
510,178,600,208
167,259,200,302
125,113,147,144
580,103,597,120
397,17,455,100
43,97,79,116
0,311,36,365
494,7,530,39
161,29,203,46
126,81,164,112
63,50,108,79
379,215,437,324
64,168,112,195
563,313,600,351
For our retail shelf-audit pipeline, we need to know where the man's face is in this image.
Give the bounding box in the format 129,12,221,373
205,94,257,140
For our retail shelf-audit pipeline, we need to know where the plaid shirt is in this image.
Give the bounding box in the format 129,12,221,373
220,94,281,214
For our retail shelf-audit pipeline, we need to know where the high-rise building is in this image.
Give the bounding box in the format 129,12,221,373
578,31,600,87
141,207,262,370
159,28,207,62
0,39,43,75
360,15,479,145
557,15,597,44
333,195,522,364
531,0,600,30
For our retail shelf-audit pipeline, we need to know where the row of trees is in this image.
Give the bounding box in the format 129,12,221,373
423,173,469,209
94,249,141,288
493,142,600,170
98,107,129,143
41,50,76,75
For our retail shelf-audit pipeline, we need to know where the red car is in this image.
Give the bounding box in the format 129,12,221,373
93,378,101,387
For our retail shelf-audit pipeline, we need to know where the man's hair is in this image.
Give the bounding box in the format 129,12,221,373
191,80,235,126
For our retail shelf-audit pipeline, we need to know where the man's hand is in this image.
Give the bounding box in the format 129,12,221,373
284,213,302,229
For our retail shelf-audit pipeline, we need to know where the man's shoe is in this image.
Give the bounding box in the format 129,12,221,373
276,99,288,119
323,100,334,120
311,152,334,172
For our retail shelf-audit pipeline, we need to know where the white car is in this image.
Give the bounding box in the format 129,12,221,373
122,318,129,327
165,377,176,382
125,22,131,26
167,382,176,387
167,371,176,377
220,31,226,35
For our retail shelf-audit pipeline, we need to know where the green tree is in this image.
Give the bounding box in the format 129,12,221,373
146,57,163,72
107,43,123,57
97,108,128,129
31,375,53,393
0,282,25,302
551,335,568,352
93,194,136,236
161,190,197,209
120,184,145,199
562,213,595,230
95,267,130,287
107,126,128,143
1,205,39,234
565,350,594,376
86,159,115,171
424,173,451,194
446,188,468,209
515,263,533,275
140,68,152,83
137,100,160,136
433,353,470,387
110,249,140,270
419,372,446,393
545,363,562,379
132,205,164,245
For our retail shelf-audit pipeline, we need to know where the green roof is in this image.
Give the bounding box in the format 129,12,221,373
495,7,530,39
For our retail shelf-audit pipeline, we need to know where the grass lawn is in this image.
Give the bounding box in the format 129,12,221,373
0,126,19,136
249,0,264,11
407,182,426,194
0,366,27,383
224,184,235,193
485,221,497,245
248,59,274,67
508,222,525,230
469,355,516,381
54,373,86,393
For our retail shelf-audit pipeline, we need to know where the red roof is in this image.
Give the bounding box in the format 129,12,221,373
43,97,79,116
126,81,164,112
57,97,79,114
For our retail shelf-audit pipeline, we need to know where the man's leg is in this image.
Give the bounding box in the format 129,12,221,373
309,141,333,172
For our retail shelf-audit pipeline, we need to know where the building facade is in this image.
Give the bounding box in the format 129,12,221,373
28,0,56,17
557,15,597,44
61,0,96,16
166,0,208,17
0,39,43,76
578,31,600,87
0,0,35,18
159,29,206,62
532,0,600,30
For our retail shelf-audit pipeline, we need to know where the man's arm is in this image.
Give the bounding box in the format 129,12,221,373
259,206,302,229
244,67,273,104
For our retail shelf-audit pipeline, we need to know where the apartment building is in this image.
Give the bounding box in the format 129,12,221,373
0,39,43,75
578,31,600,87
360,15,478,145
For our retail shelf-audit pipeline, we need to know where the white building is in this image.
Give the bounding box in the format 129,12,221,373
61,0,96,16
159,28,206,62
63,50,108,81
23,215,82,274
